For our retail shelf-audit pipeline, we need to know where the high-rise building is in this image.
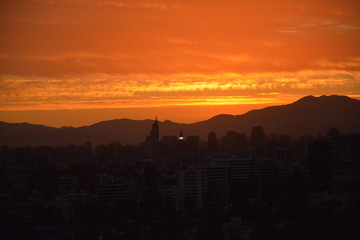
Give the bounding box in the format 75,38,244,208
96,173,127,210
215,155,255,184
208,132,219,151
326,127,340,140
162,185,184,212
256,159,278,199
251,126,267,147
150,116,159,143
84,141,92,157
57,175,77,196
186,135,200,150
179,164,229,210
221,131,247,153
179,129,184,141
205,164,229,207
179,167,206,209
223,217,254,240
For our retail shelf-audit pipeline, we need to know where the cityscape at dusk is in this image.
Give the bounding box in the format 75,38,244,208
1,0,360,239
1,110,360,239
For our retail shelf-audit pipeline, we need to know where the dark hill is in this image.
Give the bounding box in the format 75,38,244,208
1,95,359,147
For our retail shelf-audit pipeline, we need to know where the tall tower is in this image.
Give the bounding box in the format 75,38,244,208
179,129,184,141
150,116,159,143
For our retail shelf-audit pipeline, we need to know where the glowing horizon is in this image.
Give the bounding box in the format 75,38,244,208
1,0,359,126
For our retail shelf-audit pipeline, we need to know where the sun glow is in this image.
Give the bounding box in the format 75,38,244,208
0,0,359,126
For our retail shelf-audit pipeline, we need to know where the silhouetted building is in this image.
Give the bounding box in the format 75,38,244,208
221,131,247,153
251,126,267,147
307,140,334,191
222,131,238,152
57,175,78,196
207,132,219,151
223,217,254,240
150,116,160,143
215,155,255,184
179,164,229,210
214,155,257,203
96,173,127,210
179,129,184,141
84,141,92,157
205,163,229,208
237,133,247,148
109,141,122,160
2,114,360,239
278,134,292,147
186,136,200,150
326,127,340,140
257,159,279,199
95,144,116,161
162,135,178,144
179,167,206,209
162,185,184,212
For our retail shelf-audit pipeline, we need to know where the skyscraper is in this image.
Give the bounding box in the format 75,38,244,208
179,164,229,210
208,132,219,151
251,126,267,147
150,116,159,143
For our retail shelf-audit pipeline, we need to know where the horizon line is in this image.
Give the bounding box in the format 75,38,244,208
1,94,359,128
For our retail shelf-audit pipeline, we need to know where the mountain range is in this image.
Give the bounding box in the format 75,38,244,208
1,95,360,147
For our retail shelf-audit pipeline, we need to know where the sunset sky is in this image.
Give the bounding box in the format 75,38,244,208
1,0,360,127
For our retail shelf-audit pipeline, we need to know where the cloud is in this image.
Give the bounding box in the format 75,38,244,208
1,70,359,110
95,1,130,8
26,0,173,10
2,1,359,71
313,58,360,69
1,0,359,113
167,38,200,46
278,21,360,33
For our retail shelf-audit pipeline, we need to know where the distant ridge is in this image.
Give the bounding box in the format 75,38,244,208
1,95,360,147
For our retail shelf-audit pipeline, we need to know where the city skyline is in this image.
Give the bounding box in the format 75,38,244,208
1,112,359,239
1,1,360,237
1,95,360,147
0,94,358,127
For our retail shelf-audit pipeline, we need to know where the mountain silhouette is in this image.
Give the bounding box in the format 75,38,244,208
1,95,360,147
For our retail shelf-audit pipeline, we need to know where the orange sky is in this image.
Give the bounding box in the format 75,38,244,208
0,0,360,126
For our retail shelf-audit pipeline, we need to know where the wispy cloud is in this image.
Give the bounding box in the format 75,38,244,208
313,58,360,69
1,0,359,114
278,21,360,33
1,70,359,110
